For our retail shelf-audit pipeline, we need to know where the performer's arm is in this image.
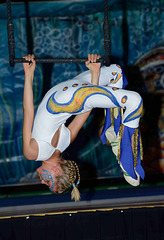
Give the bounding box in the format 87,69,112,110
68,111,92,143
85,54,101,86
68,55,101,142
22,54,38,160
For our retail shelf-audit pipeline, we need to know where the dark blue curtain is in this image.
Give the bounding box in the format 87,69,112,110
0,0,163,185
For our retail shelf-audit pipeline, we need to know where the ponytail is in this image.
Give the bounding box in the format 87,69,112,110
68,161,81,202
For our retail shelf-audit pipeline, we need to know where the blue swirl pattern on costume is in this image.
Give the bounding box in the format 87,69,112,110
46,86,121,114
123,99,143,124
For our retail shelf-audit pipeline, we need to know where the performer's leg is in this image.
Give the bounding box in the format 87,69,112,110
119,125,141,186
85,86,143,128
107,88,144,185
85,87,144,185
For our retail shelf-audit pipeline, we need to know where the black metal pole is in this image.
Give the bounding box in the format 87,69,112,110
14,58,104,64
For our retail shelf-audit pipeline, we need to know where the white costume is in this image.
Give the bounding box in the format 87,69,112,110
32,64,144,185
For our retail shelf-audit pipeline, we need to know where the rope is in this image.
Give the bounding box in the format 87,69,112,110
6,0,15,67
6,0,111,66
103,0,111,66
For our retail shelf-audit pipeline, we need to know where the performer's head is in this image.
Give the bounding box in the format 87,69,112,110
36,159,81,201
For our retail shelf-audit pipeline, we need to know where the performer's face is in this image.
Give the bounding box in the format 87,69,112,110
36,163,63,192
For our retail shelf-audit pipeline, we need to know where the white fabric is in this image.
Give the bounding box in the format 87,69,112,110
56,124,71,152
33,123,71,161
33,138,56,161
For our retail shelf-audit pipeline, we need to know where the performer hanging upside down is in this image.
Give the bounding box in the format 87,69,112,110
23,54,144,201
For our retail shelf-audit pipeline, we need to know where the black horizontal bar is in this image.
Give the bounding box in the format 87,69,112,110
14,58,104,64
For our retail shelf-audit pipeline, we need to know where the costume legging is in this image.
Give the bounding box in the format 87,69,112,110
47,85,143,129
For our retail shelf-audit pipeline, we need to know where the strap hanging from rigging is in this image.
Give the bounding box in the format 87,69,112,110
6,0,111,67
103,0,111,66
7,0,15,67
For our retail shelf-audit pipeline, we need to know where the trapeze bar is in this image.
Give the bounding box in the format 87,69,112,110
14,58,104,64
7,0,111,66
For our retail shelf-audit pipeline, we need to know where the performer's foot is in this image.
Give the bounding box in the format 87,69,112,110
105,126,119,156
120,163,140,186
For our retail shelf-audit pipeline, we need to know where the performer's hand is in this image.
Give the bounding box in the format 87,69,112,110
85,54,101,73
85,54,101,85
23,54,36,75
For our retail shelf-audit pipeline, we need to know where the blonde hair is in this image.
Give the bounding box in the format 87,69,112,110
55,159,81,202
